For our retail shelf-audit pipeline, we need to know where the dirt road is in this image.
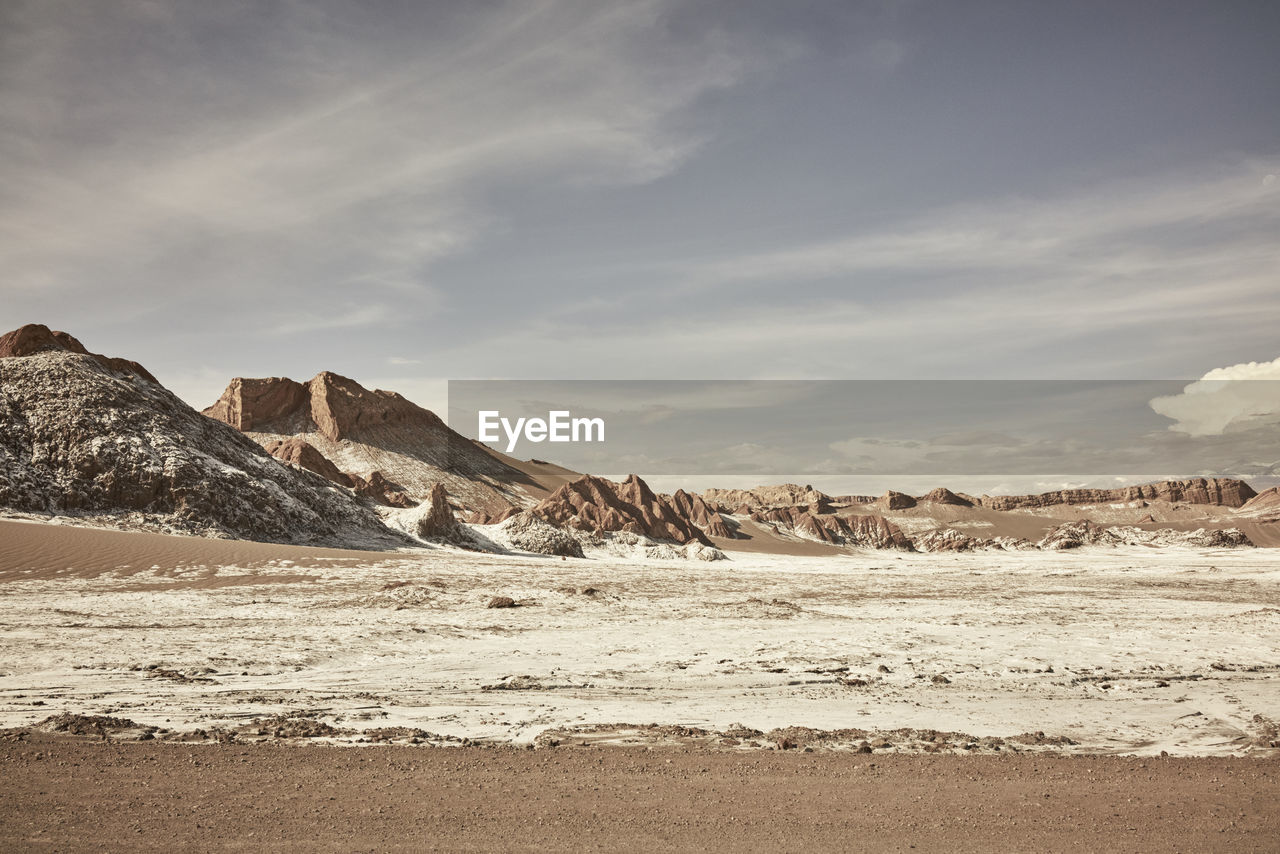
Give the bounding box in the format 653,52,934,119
1,738,1276,852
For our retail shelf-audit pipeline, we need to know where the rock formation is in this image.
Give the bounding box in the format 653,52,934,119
978,478,1255,511
879,491,917,510
0,325,404,547
204,372,564,515
1037,520,1252,550
701,484,834,511
496,511,585,557
749,507,913,550
531,474,712,546
1237,487,1280,522
261,437,349,486
911,528,1031,552
414,483,464,540
916,487,975,507
669,489,738,538
0,323,157,383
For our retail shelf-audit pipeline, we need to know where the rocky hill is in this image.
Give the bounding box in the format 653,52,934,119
748,505,913,550
1237,487,1280,522
204,372,572,516
529,474,716,546
0,325,405,547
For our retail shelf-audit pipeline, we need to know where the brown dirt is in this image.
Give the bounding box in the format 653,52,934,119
0,519,386,581
0,737,1276,852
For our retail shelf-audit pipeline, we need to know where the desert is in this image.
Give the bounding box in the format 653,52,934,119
2,323,1280,848
5,5,1280,847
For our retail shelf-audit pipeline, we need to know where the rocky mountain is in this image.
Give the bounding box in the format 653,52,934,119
0,325,405,547
204,372,573,516
528,474,715,546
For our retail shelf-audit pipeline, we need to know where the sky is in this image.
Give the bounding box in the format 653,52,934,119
3,1,1278,489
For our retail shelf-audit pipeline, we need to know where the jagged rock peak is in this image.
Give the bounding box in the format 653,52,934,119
0,323,158,384
532,474,712,546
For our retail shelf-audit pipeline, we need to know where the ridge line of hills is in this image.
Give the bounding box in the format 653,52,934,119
2,324,1276,557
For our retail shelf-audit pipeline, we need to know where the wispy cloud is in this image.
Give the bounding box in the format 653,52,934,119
0,0,755,328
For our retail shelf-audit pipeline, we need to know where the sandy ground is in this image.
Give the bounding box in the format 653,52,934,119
2,518,1278,756
0,738,1276,852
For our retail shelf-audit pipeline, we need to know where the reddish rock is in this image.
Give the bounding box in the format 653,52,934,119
978,478,1256,511
261,437,349,486
880,491,917,510
347,470,414,508
413,482,463,539
669,489,737,538
203,371,446,443
532,474,712,546
701,484,833,512
917,487,974,507
0,323,157,384
204,377,308,432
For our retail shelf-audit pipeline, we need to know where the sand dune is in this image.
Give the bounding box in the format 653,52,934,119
0,519,398,582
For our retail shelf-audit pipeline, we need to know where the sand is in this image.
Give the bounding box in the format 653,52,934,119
2,518,1278,756
1,738,1276,852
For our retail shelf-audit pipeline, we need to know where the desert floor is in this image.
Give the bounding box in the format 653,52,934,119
1,739,1277,852
2,518,1279,755
2,519,1280,850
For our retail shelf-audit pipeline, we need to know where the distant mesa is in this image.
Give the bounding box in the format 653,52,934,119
976,478,1255,511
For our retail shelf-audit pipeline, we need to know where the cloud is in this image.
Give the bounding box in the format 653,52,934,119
1150,356,1280,436
0,0,755,329
420,155,1280,381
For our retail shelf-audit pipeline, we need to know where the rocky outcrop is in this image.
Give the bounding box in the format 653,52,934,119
0,323,157,384
347,470,413,508
911,528,1031,552
261,437,349,486
531,474,712,546
916,487,974,507
669,489,737,538
979,478,1256,511
204,372,556,516
0,328,404,547
1237,487,1280,522
702,484,833,511
414,483,463,540
1037,520,1252,550
204,371,444,443
495,511,585,557
750,507,913,550
879,490,916,510
203,377,309,433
